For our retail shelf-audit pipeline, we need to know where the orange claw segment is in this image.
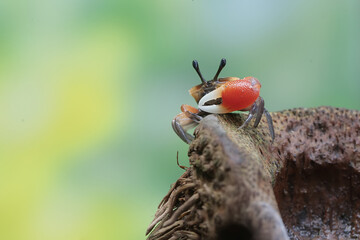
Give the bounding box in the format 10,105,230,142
221,77,261,112
181,104,199,114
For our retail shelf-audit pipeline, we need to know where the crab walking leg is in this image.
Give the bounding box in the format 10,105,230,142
238,103,257,129
172,115,196,144
253,97,265,128
264,108,275,141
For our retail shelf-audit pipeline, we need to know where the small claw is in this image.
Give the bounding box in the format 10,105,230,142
172,106,202,144
189,112,203,123
181,104,203,123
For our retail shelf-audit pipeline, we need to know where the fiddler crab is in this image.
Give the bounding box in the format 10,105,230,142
172,58,275,144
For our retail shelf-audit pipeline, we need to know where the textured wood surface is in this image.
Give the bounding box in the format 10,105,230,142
147,106,360,240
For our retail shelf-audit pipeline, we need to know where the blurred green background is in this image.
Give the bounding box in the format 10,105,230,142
0,1,359,239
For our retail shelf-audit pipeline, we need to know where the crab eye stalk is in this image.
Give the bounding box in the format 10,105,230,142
213,58,226,81
192,60,207,84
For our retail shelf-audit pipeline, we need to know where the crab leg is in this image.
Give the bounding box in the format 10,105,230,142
238,97,275,141
172,117,195,144
172,105,203,144
253,96,264,128
264,109,275,141
238,103,257,129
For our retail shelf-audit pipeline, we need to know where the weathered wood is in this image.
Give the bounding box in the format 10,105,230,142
147,106,360,240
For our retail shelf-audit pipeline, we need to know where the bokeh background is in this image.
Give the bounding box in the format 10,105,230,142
0,1,359,239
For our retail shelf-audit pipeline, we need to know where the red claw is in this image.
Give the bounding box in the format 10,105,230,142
221,77,261,112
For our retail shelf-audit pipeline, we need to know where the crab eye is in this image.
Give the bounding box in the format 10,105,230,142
212,58,226,81
192,60,207,84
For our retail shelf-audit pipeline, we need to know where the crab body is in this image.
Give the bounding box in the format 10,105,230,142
199,76,261,114
172,59,275,144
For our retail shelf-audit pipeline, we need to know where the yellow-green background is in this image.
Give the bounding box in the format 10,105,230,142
0,1,359,239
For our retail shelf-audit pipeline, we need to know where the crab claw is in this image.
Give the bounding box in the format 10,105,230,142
198,86,229,113
198,77,261,114
172,113,197,144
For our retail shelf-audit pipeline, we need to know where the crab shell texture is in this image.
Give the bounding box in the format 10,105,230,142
191,76,261,114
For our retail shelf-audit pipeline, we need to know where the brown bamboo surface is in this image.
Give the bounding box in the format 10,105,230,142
147,106,360,240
